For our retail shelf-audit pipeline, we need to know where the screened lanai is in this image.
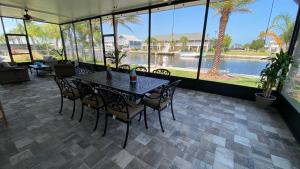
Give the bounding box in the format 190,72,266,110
0,0,300,168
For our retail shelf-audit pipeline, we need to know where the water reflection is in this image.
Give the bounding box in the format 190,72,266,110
122,53,268,76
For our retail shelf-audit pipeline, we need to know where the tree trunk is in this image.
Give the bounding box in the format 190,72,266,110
68,28,75,59
208,10,230,75
113,19,119,65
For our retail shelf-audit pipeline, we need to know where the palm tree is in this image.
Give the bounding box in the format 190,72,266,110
25,21,42,46
74,22,93,61
209,0,255,75
260,14,294,51
170,40,176,51
104,15,140,65
271,14,294,49
43,24,61,48
180,36,189,51
145,37,158,50
112,15,141,48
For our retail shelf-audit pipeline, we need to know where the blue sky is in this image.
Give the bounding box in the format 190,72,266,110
115,0,298,45
1,0,298,45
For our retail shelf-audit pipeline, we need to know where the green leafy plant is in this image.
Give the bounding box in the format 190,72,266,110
50,48,64,60
107,49,127,65
259,50,293,98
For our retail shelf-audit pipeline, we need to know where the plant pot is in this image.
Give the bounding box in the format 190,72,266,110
255,93,277,108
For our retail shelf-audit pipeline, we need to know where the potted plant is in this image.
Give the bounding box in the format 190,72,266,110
255,50,293,108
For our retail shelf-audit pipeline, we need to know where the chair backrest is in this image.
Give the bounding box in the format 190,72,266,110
166,80,181,99
152,68,171,80
72,79,94,100
98,88,129,118
135,66,147,72
54,64,75,77
157,80,181,104
53,75,74,95
118,64,130,72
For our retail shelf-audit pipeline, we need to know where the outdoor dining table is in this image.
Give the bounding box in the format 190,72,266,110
75,71,169,96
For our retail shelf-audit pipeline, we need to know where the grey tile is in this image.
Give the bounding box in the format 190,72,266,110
234,135,250,148
169,156,192,169
271,155,292,169
0,75,299,169
9,149,33,166
214,147,234,169
134,133,152,145
14,137,34,149
111,150,134,168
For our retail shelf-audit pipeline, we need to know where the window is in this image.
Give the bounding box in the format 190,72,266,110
26,21,62,60
200,0,298,87
2,17,31,62
282,21,300,111
74,21,94,64
2,18,26,34
102,15,114,35
61,24,77,61
0,19,10,62
150,1,206,78
102,15,116,67
115,10,149,69
91,18,104,65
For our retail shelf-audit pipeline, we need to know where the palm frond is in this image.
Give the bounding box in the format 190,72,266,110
210,0,255,14
231,7,252,13
270,14,293,32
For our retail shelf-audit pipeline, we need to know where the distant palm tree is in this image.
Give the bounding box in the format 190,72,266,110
209,0,255,75
145,37,158,50
180,36,189,51
271,14,294,49
170,40,176,51
260,14,294,51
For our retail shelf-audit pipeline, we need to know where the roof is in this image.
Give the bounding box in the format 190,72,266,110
0,0,205,24
152,33,207,41
119,35,142,42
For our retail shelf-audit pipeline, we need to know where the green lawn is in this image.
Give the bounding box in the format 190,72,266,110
167,68,259,88
207,50,271,56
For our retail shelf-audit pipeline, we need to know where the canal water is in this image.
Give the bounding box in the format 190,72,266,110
122,53,268,76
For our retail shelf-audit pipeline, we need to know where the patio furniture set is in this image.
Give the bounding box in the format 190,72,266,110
54,67,180,148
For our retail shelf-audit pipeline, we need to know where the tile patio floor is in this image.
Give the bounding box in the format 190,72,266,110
0,75,299,169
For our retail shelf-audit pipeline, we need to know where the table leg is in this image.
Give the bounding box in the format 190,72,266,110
36,69,39,76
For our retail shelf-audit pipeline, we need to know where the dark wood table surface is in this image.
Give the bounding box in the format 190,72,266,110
75,71,169,95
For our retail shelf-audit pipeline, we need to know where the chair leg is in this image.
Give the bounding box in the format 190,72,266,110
59,95,63,114
144,106,148,129
171,100,176,120
158,110,164,132
103,114,108,137
79,104,84,122
71,100,76,119
123,122,130,148
94,109,100,131
138,112,142,121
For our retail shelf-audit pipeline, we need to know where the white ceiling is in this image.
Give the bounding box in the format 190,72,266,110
0,0,174,24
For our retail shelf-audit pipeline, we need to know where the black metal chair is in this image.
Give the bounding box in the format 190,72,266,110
72,79,105,131
142,80,181,132
152,68,171,80
118,64,131,73
135,66,147,72
53,75,80,119
100,88,146,148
